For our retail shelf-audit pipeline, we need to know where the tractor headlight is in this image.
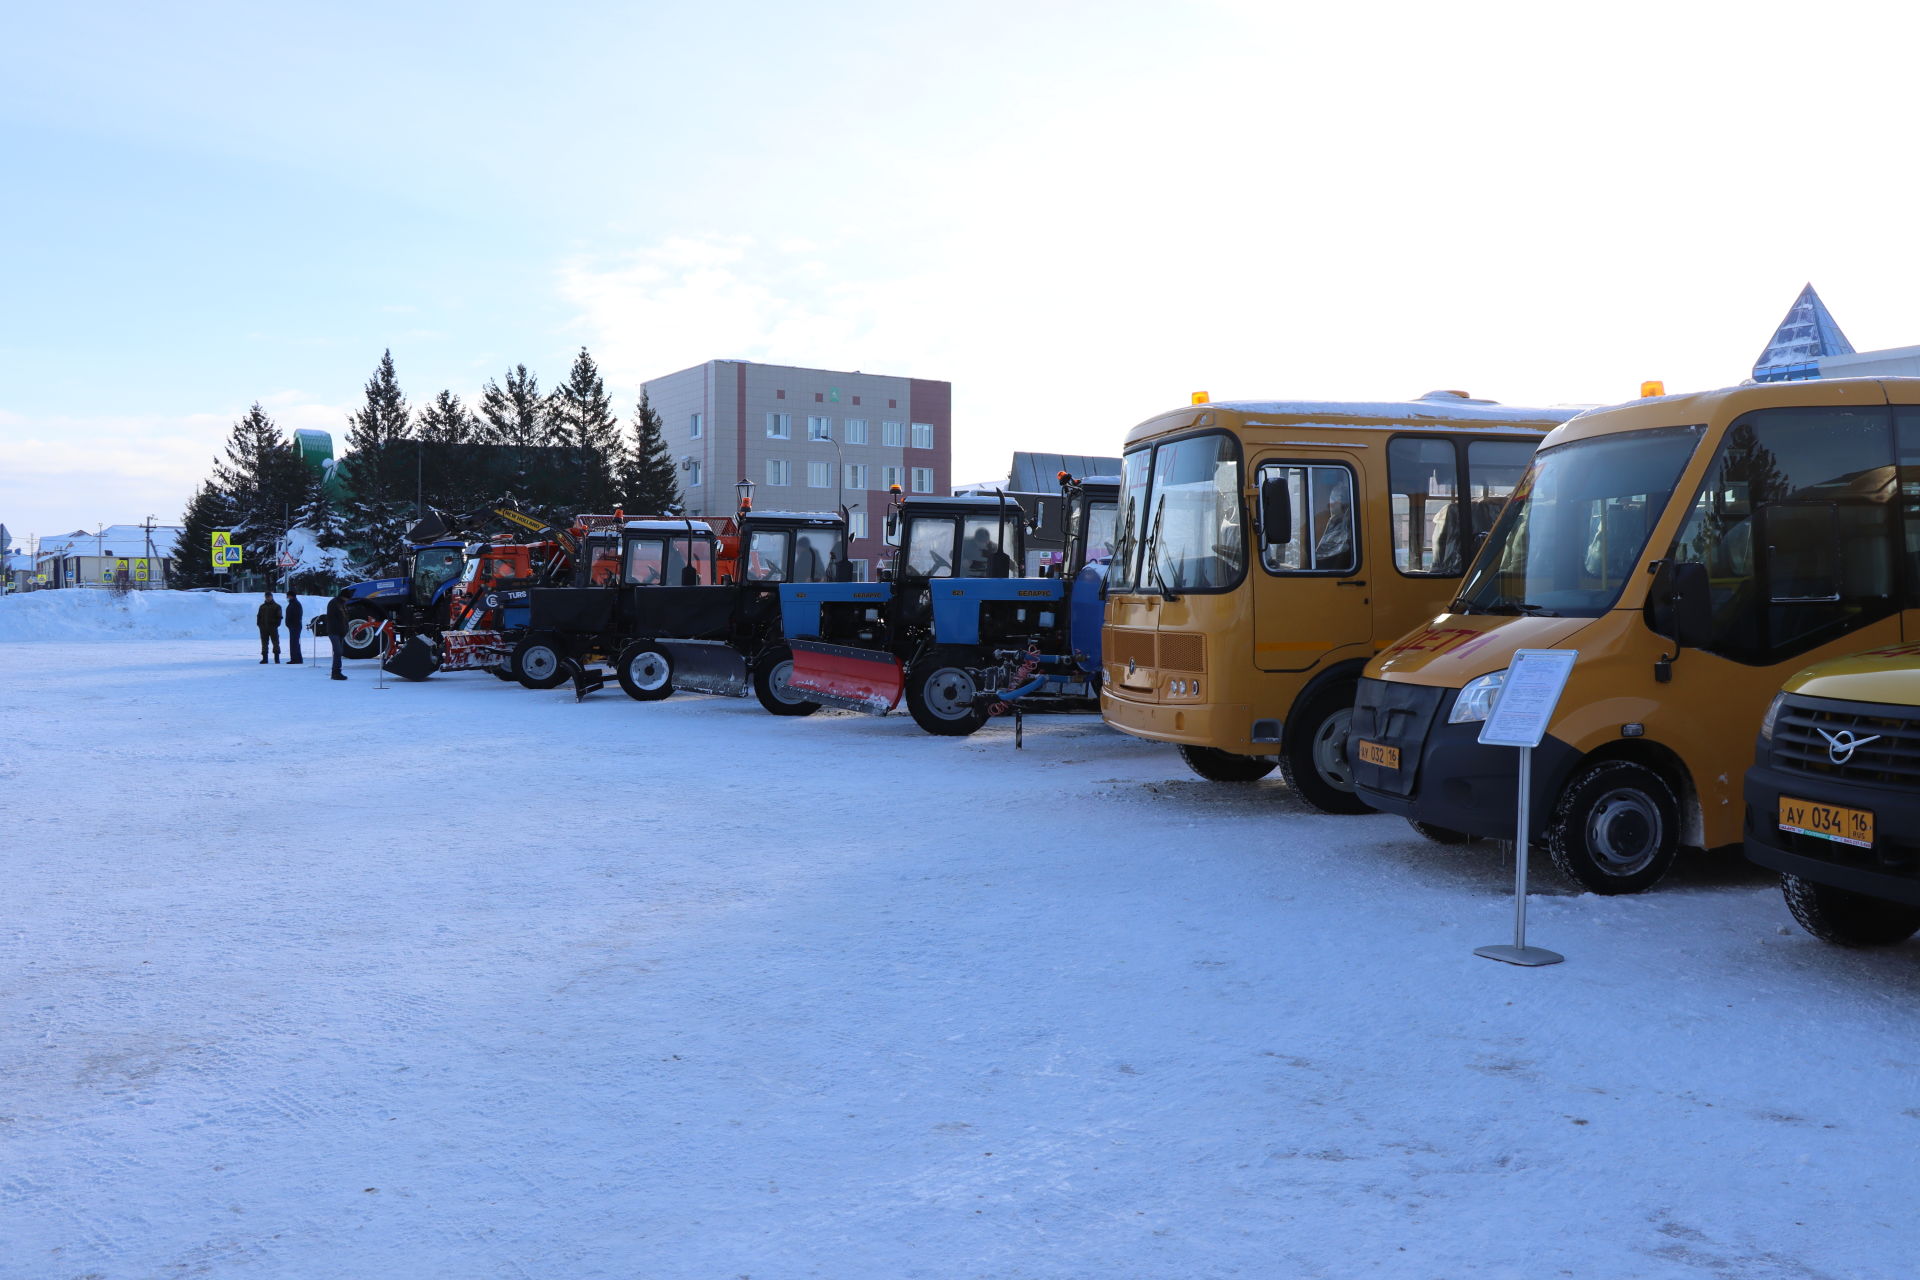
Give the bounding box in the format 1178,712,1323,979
1448,669,1508,724
1757,693,1786,742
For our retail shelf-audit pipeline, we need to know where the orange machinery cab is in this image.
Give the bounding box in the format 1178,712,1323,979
1352,377,1920,894
1101,391,1577,813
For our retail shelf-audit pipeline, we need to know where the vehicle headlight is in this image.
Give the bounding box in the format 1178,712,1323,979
1757,693,1786,741
1448,669,1509,724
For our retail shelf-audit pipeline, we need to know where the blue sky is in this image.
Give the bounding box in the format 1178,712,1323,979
7,0,1920,543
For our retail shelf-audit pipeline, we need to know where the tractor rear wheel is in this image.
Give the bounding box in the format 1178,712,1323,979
339,610,381,661
753,646,821,716
905,649,991,737
514,634,569,690
616,640,675,702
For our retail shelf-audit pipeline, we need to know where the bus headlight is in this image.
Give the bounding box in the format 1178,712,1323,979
1448,669,1508,724
1758,693,1786,741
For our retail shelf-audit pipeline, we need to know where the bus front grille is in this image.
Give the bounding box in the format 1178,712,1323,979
1771,696,1920,787
1158,632,1205,673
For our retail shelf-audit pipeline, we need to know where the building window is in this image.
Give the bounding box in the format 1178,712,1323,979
851,396,861,406
807,460,832,488
690,412,703,439
776,389,786,400
911,422,933,449
888,399,897,409
883,465,904,490
807,416,833,441
688,460,702,487
815,392,824,403
881,420,905,447
842,418,868,445
911,467,934,493
767,458,791,486
766,413,791,439
848,510,868,539
849,558,868,581
845,463,868,489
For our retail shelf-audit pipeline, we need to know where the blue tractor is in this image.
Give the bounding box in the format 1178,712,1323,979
772,474,1119,735
333,537,473,661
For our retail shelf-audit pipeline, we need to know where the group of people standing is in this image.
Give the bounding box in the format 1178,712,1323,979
256,590,352,679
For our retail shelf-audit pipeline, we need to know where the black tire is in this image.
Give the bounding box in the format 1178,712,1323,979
1545,759,1680,894
489,666,518,682
616,640,674,702
1410,820,1479,845
905,649,991,737
753,646,821,716
1278,683,1374,815
338,610,381,661
1782,874,1920,946
514,635,569,690
1178,745,1277,782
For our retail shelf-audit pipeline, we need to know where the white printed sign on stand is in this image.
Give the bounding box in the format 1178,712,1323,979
1474,648,1579,968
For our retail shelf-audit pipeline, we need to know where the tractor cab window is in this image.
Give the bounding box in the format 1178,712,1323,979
411,548,464,604
960,513,1021,577
746,529,791,581
664,536,716,585
1078,500,1118,570
903,517,958,577
585,540,621,586
625,537,667,584
793,529,839,582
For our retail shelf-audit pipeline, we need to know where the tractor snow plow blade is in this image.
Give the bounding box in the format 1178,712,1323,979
787,638,904,713
570,662,608,701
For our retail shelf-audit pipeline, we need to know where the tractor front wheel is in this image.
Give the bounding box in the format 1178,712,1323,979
753,646,821,716
616,641,675,702
514,634,569,690
905,650,991,737
338,610,381,661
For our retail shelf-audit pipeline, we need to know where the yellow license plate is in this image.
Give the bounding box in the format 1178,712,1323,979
1778,796,1874,849
1356,739,1400,770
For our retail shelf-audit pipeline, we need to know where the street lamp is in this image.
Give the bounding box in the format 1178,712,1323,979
735,477,756,514
812,426,845,524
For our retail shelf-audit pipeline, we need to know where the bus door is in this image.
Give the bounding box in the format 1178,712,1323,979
1252,454,1371,672
1899,405,1920,640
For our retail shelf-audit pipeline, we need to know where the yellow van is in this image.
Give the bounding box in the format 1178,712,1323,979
1351,378,1920,893
1101,392,1578,811
1744,644,1920,945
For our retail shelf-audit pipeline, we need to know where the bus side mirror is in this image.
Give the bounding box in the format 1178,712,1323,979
1650,560,1713,649
1258,476,1292,545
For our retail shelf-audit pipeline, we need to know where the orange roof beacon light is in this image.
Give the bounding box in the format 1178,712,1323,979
888,483,903,495
735,478,755,513
1191,391,1210,405
1641,380,1666,398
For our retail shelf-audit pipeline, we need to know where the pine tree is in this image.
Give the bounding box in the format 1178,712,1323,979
341,350,416,562
623,389,681,515
416,389,482,517
172,480,237,590
213,402,310,577
477,364,555,515
288,464,352,593
550,348,626,513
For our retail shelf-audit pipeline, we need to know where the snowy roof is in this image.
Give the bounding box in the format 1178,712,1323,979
739,510,844,525
623,519,721,535
1753,284,1854,378
34,525,184,558
1211,393,1580,426
1008,452,1124,493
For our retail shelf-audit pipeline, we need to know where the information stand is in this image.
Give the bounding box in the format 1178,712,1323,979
1473,648,1578,968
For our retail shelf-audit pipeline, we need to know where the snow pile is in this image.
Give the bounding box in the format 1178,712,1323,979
0,588,326,643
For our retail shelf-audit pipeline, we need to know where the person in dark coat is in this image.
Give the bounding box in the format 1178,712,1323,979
257,591,283,663
284,592,304,664
327,591,349,680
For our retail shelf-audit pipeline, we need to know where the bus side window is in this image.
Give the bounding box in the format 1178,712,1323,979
1466,440,1537,539
1260,463,1355,575
1388,438,1461,575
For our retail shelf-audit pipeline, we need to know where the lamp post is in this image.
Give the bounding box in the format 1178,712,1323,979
735,477,756,515
811,424,845,523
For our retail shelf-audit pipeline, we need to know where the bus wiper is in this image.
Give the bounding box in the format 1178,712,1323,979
1478,599,1559,617
1143,495,1179,600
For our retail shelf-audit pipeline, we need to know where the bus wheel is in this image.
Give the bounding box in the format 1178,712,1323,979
1178,746,1276,783
753,647,821,717
513,635,569,690
616,641,675,702
906,650,991,737
1279,685,1375,815
1545,760,1679,894
1782,874,1920,946
1409,820,1478,845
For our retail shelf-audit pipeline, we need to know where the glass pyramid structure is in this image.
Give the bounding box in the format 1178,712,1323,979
1753,284,1855,382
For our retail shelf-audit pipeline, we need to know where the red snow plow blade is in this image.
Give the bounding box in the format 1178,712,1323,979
786,638,904,714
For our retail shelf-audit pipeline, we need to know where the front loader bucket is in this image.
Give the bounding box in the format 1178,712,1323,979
382,634,440,682
787,638,904,714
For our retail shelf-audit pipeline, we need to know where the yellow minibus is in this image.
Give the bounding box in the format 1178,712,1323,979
1102,392,1578,811
1351,378,1920,892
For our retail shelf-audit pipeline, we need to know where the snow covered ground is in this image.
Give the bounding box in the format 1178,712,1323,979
4,593,1917,1279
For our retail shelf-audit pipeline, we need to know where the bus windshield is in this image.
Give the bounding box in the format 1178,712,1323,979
1456,426,1702,618
1110,434,1242,592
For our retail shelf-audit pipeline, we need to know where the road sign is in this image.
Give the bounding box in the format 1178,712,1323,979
277,553,298,569
132,559,150,581
211,531,230,549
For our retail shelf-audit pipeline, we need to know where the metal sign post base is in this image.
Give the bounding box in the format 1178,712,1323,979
1474,943,1564,967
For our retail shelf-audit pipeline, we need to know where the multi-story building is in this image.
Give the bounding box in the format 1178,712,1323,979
642,360,951,581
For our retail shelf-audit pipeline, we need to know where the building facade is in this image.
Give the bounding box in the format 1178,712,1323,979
30,525,183,589
642,360,952,580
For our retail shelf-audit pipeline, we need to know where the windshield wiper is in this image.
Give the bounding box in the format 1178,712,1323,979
1475,599,1559,617
1142,495,1178,600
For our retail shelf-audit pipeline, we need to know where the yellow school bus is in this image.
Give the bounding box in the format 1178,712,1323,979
1101,391,1579,811
1351,377,1920,893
